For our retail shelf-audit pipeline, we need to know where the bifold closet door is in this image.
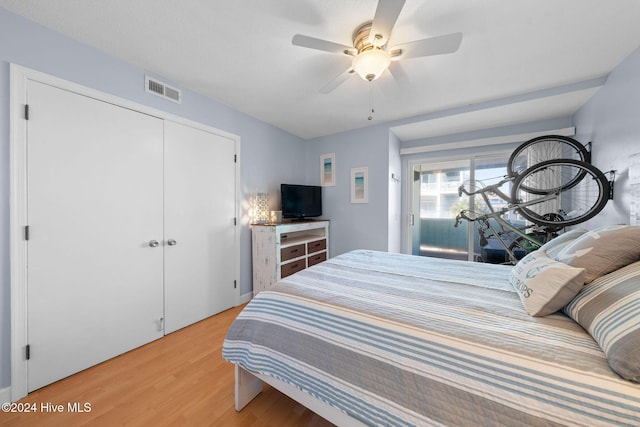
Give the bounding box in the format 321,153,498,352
26,80,165,391
163,121,236,334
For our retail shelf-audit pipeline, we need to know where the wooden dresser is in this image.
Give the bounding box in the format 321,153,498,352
251,220,329,295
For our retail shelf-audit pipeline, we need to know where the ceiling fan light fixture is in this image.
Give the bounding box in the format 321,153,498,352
352,48,391,81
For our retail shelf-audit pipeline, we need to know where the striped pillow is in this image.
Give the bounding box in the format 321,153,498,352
538,228,587,259
563,260,640,381
554,225,640,283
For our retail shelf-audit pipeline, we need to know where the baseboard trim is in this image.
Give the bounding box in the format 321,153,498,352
0,386,11,403
239,292,252,305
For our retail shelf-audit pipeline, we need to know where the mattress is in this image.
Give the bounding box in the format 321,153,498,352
223,250,640,426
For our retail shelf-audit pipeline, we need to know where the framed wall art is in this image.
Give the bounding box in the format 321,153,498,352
351,167,368,203
320,153,335,186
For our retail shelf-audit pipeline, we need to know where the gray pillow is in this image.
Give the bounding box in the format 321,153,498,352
554,225,640,283
509,250,585,317
564,260,640,381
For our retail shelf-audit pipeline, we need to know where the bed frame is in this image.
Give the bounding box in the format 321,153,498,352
235,364,367,426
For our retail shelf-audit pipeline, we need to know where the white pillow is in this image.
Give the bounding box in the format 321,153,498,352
509,250,586,316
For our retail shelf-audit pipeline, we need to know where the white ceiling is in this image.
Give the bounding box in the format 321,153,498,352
391,86,602,141
2,0,640,141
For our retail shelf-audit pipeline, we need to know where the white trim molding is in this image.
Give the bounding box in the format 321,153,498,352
9,63,30,402
400,127,576,156
0,387,11,404
239,292,253,305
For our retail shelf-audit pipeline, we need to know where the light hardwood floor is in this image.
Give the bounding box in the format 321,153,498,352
0,305,334,426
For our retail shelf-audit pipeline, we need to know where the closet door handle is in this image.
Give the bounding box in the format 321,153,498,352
167,239,177,246
148,240,160,248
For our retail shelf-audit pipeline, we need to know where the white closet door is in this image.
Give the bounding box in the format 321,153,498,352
27,81,165,391
164,121,236,333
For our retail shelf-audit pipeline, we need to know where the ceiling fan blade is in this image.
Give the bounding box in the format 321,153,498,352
370,0,406,46
319,68,355,94
391,32,463,60
292,34,356,56
388,62,410,87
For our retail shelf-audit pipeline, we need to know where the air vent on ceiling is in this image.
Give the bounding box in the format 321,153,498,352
145,75,182,104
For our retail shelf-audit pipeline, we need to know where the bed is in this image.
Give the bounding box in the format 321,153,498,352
223,226,640,426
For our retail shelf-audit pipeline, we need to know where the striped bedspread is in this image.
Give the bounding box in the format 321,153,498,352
223,250,640,426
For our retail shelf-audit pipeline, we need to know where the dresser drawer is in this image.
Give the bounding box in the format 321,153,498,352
307,239,327,254
281,244,306,262
307,252,327,267
280,260,306,278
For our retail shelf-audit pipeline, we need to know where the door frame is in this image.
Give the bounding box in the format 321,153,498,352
9,64,241,401
405,151,514,258
405,157,474,259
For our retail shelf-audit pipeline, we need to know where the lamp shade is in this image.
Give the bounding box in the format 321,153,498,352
252,192,270,224
352,48,391,81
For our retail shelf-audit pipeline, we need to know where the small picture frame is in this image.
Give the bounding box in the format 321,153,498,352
320,153,336,187
351,167,368,204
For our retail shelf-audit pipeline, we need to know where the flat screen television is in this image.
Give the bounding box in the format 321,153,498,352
281,184,322,219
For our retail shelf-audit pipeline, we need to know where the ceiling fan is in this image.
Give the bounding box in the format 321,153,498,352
292,0,463,94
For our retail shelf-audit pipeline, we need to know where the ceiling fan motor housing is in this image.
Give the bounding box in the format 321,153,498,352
352,22,391,81
353,22,377,53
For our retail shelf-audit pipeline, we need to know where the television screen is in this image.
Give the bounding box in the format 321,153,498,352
281,184,322,219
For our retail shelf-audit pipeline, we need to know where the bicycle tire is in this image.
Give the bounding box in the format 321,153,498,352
511,159,610,227
507,135,590,187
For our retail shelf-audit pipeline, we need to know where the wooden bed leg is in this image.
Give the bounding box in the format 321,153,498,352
234,364,264,411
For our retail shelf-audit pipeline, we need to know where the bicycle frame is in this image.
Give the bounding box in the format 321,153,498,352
455,176,557,264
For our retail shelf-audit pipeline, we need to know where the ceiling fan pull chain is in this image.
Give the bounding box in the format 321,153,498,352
368,82,375,121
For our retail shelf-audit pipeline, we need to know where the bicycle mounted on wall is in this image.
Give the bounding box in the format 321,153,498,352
455,135,612,264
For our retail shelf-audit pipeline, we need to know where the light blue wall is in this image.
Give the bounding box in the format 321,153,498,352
305,124,392,256
0,8,306,390
573,46,640,228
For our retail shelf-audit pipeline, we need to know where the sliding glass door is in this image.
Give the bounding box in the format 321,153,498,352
410,159,471,260
409,152,520,263
470,156,526,263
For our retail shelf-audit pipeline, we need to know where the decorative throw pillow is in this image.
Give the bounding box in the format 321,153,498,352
538,228,587,259
563,260,640,381
554,225,640,283
509,250,586,317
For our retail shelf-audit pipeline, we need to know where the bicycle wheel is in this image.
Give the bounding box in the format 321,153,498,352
508,230,555,253
508,135,590,177
511,159,610,227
